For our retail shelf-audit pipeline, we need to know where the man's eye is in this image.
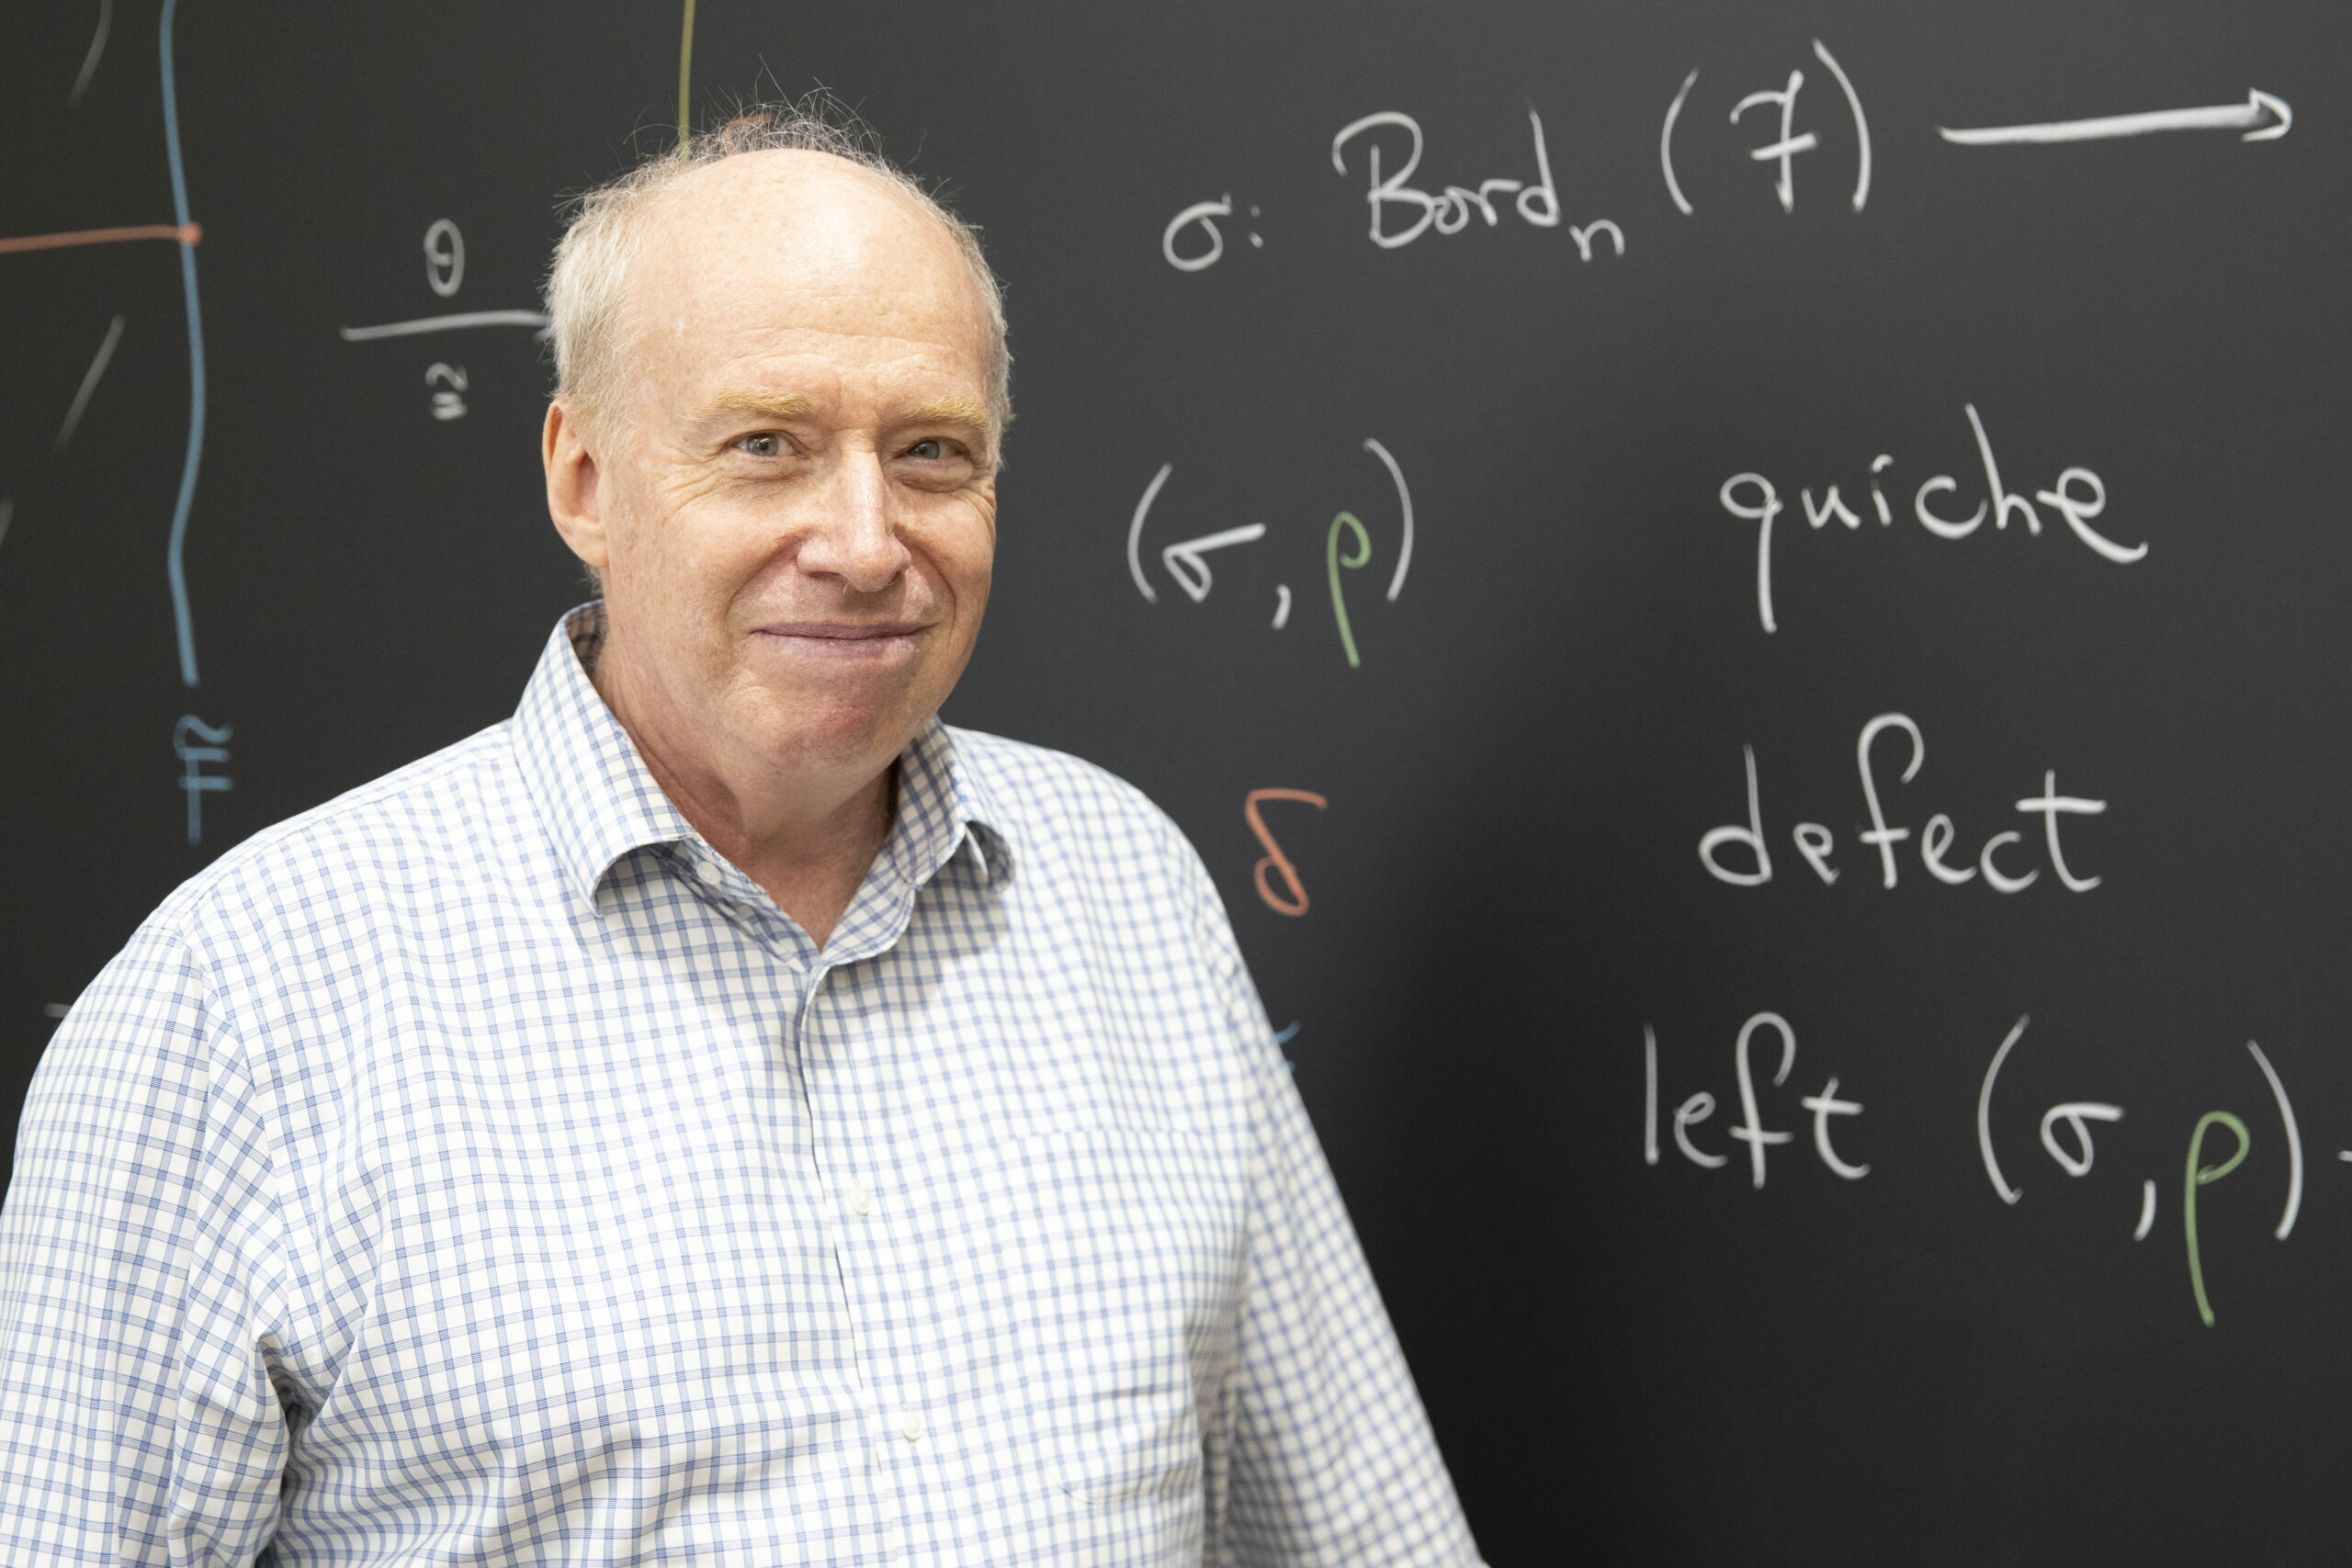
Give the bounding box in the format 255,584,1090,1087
906,438,946,461
740,433,785,457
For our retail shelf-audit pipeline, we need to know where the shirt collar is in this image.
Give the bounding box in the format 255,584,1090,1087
890,718,1016,897
512,603,1012,909
511,604,698,906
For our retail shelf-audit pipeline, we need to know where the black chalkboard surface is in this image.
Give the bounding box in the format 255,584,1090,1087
5,2,2348,1560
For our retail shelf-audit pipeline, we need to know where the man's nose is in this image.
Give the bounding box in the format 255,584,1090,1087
798,446,910,593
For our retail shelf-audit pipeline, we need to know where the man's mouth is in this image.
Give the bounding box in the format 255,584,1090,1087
752,621,928,659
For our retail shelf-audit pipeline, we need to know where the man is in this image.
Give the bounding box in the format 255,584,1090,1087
0,115,1481,1565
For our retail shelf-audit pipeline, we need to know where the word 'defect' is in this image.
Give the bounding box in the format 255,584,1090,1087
1701,713,2107,894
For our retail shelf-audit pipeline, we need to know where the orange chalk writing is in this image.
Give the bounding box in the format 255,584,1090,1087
1245,788,1329,917
0,222,201,256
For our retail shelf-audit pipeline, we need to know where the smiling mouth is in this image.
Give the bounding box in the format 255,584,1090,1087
752,622,926,658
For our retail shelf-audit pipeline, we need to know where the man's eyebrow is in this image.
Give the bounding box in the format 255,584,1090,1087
899,397,993,431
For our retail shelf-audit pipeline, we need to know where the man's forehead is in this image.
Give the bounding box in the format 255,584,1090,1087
635,156,979,339
656,150,952,266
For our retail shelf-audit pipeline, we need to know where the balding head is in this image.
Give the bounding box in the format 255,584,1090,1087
546,112,1012,455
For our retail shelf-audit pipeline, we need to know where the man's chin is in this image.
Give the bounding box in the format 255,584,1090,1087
741,692,928,778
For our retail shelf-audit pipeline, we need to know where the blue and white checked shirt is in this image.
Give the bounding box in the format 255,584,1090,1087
0,606,1479,1567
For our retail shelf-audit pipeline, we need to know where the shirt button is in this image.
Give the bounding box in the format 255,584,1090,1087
695,859,723,886
899,1411,922,1443
850,1184,873,1217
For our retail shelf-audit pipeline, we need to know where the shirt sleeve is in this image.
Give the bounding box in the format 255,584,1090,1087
0,914,292,1566
1170,840,1484,1568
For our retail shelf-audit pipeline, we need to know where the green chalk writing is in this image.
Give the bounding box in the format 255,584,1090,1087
2184,1110,2250,1327
1328,510,1371,669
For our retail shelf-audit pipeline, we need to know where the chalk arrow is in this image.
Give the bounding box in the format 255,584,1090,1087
1161,524,1267,603
1939,88,2290,145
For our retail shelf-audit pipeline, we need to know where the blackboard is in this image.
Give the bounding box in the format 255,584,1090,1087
5,2,2349,1560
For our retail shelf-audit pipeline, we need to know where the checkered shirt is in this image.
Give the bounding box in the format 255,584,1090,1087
0,605,1479,1567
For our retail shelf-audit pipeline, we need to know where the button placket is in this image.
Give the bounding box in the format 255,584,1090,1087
806,965,925,1557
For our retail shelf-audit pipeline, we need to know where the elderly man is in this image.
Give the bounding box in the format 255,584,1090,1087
0,116,1479,1565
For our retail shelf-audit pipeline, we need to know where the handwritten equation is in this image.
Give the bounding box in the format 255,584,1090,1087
1647,1013,2318,1327
1127,439,1414,666
338,218,548,422
1159,39,2291,273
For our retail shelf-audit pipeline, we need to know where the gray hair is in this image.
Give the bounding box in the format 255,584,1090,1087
544,105,1012,455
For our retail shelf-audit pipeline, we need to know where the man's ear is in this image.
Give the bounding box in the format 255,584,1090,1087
543,400,611,570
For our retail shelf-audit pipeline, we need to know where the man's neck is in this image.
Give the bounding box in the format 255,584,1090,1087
588,637,898,949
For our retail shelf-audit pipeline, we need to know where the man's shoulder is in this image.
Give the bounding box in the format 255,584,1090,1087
150,720,527,938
